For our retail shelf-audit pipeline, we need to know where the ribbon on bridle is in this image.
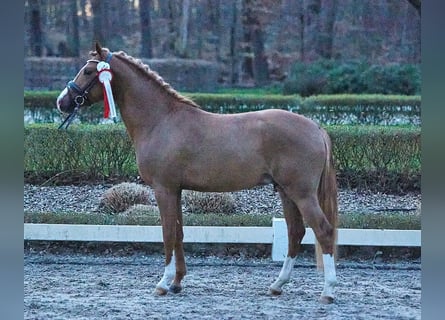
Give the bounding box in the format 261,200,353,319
97,61,117,122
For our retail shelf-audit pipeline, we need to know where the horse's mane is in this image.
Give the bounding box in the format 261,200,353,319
92,49,200,108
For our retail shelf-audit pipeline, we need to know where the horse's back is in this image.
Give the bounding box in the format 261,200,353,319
196,107,327,170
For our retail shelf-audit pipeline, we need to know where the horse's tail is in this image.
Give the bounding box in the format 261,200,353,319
316,128,338,270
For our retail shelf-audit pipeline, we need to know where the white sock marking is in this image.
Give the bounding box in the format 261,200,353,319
270,256,296,292
321,253,337,298
156,252,176,291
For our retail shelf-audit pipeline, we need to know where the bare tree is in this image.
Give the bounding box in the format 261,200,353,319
24,0,421,82
242,0,270,85
318,0,337,59
178,0,191,57
67,0,80,56
166,0,178,55
303,0,321,62
230,0,242,84
90,0,104,44
140,0,153,58
296,0,305,61
28,0,43,56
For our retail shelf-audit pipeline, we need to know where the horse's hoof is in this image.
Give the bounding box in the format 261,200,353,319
320,295,334,304
169,284,182,294
269,287,283,296
154,287,168,296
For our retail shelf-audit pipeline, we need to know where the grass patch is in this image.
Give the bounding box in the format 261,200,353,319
338,212,420,230
24,211,420,230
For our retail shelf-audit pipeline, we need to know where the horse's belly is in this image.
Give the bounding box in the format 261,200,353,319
182,161,270,192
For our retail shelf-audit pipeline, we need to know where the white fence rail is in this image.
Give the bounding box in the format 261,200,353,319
24,224,273,244
24,218,420,262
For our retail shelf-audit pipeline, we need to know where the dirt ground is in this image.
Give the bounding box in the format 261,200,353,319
24,252,421,320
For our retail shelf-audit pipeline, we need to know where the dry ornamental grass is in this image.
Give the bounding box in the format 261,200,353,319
183,190,236,215
98,182,151,214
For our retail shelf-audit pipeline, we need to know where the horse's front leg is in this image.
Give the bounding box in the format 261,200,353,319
153,187,186,295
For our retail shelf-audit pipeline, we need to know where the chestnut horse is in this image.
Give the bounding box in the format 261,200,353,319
56,44,338,304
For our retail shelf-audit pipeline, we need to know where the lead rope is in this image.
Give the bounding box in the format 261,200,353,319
58,103,81,130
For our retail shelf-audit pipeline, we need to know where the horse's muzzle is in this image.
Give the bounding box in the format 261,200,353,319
56,87,73,114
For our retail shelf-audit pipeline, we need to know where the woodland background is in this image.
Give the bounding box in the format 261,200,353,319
24,0,421,88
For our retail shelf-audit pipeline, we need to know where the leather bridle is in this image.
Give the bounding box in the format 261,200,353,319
58,52,113,129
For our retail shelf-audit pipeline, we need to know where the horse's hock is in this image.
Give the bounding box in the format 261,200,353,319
25,57,219,92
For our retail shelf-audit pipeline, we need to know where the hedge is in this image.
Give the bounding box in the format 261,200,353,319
24,92,420,126
24,124,137,184
24,124,420,193
330,125,420,193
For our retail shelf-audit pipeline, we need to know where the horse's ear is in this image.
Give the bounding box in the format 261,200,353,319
95,42,103,55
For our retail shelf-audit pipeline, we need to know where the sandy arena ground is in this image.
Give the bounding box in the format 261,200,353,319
24,253,420,319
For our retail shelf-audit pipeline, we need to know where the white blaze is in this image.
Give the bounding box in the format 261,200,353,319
56,87,68,112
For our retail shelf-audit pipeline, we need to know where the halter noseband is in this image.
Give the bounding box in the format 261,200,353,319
59,52,113,129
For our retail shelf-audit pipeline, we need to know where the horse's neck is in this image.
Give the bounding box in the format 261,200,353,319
112,61,173,140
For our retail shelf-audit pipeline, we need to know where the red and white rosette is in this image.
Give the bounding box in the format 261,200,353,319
97,61,117,122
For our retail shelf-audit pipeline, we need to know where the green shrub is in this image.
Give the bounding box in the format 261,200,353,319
327,125,421,193
302,94,420,108
283,61,421,96
98,183,151,214
186,93,301,113
326,62,367,94
360,64,421,95
298,94,420,126
283,60,334,96
24,124,137,184
24,91,60,108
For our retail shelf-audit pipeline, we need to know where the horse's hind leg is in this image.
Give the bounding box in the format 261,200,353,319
270,188,306,295
293,192,337,304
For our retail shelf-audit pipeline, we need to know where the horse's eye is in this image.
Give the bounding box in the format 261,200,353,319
83,69,94,75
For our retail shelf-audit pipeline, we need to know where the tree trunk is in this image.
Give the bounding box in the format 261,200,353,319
213,0,223,62
304,0,321,62
91,0,104,44
29,0,43,56
166,0,177,55
140,0,153,58
230,0,242,84
318,0,337,59
251,27,269,85
242,0,269,85
178,0,190,57
297,0,304,61
67,0,80,57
